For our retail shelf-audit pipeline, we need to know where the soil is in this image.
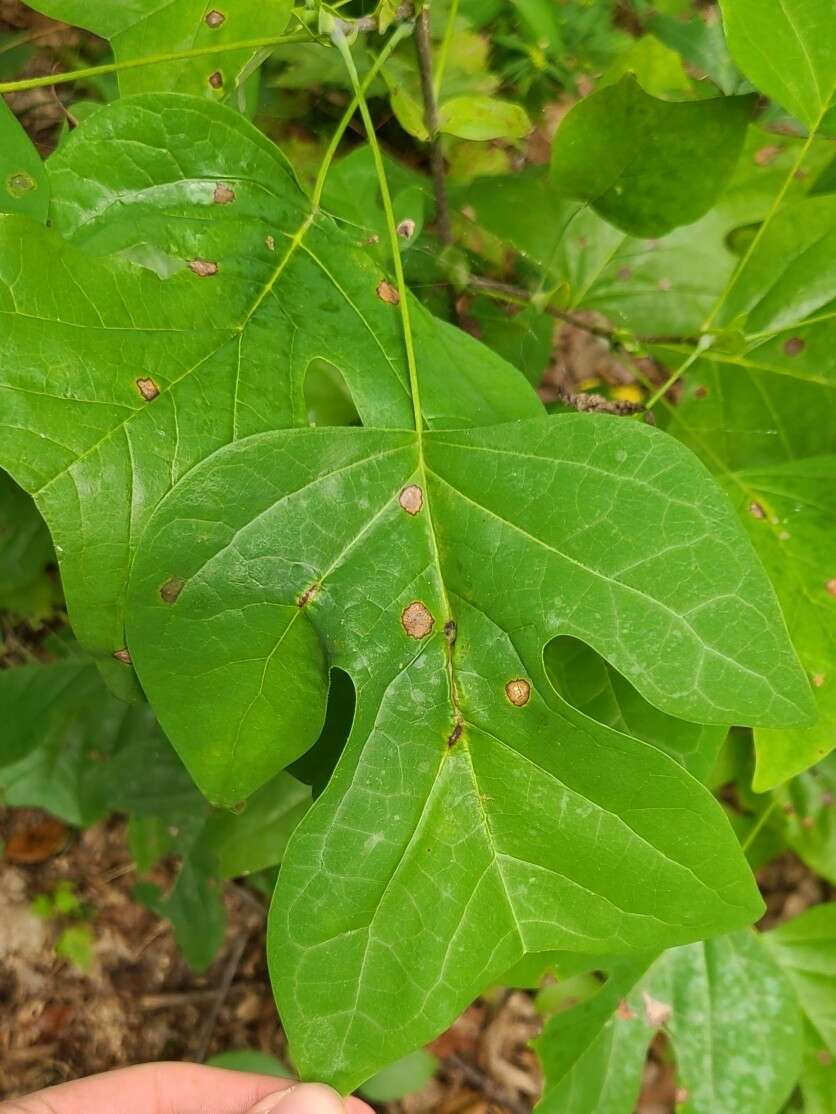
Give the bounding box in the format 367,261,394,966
1,808,827,1112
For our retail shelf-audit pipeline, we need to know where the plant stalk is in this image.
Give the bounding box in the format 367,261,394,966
414,7,453,246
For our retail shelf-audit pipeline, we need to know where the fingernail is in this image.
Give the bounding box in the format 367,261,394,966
247,1082,345,1113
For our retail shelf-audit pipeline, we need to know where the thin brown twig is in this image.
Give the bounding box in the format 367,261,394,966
444,1054,531,1114
414,7,453,245
467,275,697,348
193,929,252,1063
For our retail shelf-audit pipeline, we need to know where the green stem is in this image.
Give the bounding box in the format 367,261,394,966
333,28,424,438
742,799,779,855
643,337,710,411
702,115,823,332
433,0,459,99
311,22,413,210
0,32,314,94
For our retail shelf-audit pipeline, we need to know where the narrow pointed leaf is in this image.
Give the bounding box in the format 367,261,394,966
719,0,836,130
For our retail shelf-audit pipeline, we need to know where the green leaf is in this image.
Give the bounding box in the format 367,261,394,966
56,922,95,972
390,85,429,141
664,195,836,787
207,1050,293,1078
205,773,310,878
764,902,836,1055
545,637,727,781
25,0,294,98
773,753,836,885
719,0,836,130
0,470,54,613
122,406,812,1087
649,12,744,96
536,931,803,1114
0,98,49,222
359,1049,438,1102
0,94,539,689
438,95,531,140
550,76,755,236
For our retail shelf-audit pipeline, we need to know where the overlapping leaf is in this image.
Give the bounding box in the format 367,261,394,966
0,94,539,690
124,404,814,1087
550,76,754,237
25,0,293,98
536,928,803,1114
666,195,836,787
719,0,836,131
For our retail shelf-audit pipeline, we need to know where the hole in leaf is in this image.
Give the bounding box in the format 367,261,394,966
304,359,361,427
288,668,355,798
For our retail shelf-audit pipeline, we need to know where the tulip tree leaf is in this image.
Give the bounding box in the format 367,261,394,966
1,97,49,222
664,195,836,788
23,0,294,98
124,402,814,1087
719,0,836,130
536,929,803,1114
550,76,755,237
0,94,539,690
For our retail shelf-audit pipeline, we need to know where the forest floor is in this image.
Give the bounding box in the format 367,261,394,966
1,807,826,1112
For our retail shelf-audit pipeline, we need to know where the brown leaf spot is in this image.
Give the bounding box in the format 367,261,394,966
817,1049,833,1067
813,674,825,687
802,815,815,829
826,578,836,597
401,600,434,639
135,377,159,402
265,234,276,251
616,1000,635,1021
749,501,766,519
397,218,416,239
205,8,225,26
576,235,588,249
642,990,672,1028
658,277,672,292
399,484,423,515
189,258,219,277
298,583,320,608
160,576,186,604
444,620,457,645
447,722,463,747
754,145,782,166
213,183,235,204
208,70,224,89
377,280,400,305
822,791,834,806
783,336,806,357
505,678,531,707
694,385,709,399
675,1088,689,1105
113,648,132,664
616,265,633,282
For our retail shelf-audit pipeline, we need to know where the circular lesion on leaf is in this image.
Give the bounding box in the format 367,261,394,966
505,678,531,707
213,183,235,204
401,601,434,639
205,9,226,26
135,377,160,402
5,171,36,198
398,484,423,515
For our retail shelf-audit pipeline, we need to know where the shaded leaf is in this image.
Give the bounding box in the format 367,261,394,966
359,1049,439,1102
550,76,755,236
